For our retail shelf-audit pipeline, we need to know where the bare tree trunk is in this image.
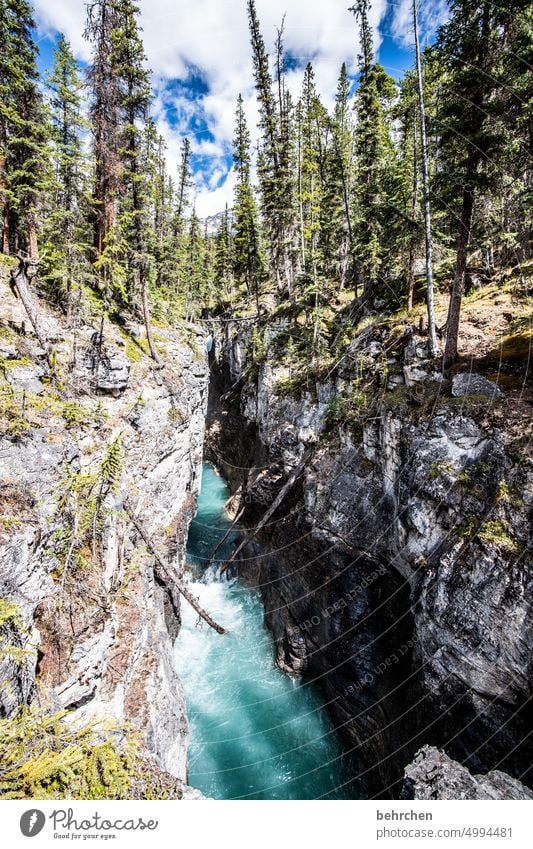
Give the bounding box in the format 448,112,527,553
406,112,418,313
444,186,475,364
140,266,162,366
124,503,226,634
10,257,52,369
1,205,9,254
27,214,39,260
221,451,310,574
207,506,245,565
413,0,439,356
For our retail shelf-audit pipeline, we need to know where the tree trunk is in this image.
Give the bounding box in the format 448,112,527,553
221,451,310,574
444,185,475,364
413,0,438,356
1,201,9,254
27,214,39,260
124,504,225,634
10,257,52,369
406,112,418,313
140,267,162,366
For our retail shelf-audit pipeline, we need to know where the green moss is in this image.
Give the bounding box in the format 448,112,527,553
493,330,533,364
0,598,21,628
0,516,23,532
478,520,520,553
120,330,149,363
430,459,456,480
0,709,136,800
0,357,32,372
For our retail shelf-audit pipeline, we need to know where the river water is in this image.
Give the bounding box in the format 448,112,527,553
174,463,354,800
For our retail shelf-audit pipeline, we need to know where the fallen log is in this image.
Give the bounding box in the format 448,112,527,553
206,505,246,564
220,451,310,574
10,255,53,370
124,503,225,634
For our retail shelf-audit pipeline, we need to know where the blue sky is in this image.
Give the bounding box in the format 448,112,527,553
33,0,449,216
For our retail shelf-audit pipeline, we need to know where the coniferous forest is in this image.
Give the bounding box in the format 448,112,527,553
1,0,530,358
0,0,532,808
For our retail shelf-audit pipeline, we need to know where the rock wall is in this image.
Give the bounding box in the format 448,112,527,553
207,318,533,797
0,274,209,783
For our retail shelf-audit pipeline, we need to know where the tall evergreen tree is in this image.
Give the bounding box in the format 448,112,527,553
232,94,263,306
322,63,354,287
0,0,51,258
85,0,122,258
247,0,294,293
438,0,529,362
413,0,438,356
42,34,89,315
349,0,399,303
174,137,192,237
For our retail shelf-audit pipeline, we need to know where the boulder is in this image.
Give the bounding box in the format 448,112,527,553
75,344,130,393
402,746,533,800
451,373,502,399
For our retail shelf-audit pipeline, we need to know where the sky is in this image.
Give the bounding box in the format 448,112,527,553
32,0,449,218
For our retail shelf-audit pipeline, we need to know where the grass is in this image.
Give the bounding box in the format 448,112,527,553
478,520,520,554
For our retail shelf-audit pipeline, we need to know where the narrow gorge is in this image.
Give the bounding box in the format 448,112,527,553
0,0,531,808
1,265,532,801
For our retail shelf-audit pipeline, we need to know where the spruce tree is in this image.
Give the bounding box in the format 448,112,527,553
232,94,263,307
85,0,122,258
0,0,51,258
350,0,399,303
438,0,529,362
214,204,234,299
322,63,354,287
247,0,294,293
43,34,89,315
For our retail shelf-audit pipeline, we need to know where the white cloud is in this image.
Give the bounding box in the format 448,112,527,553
34,0,391,217
391,0,450,49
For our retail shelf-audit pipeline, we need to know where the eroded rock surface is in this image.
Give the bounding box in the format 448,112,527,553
0,276,209,784
207,317,533,798
402,746,533,800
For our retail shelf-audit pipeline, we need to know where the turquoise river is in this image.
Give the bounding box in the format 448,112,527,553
174,462,355,800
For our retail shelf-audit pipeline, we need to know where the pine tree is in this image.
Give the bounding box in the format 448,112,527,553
438,0,530,362
413,0,438,355
298,64,323,278
214,204,234,299
85,0,122,258
350,0,399,303
322,63,354,287
0,0,51,258
232,94,263,307
247,0,294,293
42,34,89,315
174,137,192,237
112,0,161,361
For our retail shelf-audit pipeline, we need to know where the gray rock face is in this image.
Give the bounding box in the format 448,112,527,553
5,363,46,394
0,288,209,785
209,318,533,798
451,372,502,399
75,341,131,393
403,747,533,800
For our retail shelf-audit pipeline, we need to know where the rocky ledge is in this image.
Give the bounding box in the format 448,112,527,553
208,314,533,798
0,270,209,788
403,746,533,800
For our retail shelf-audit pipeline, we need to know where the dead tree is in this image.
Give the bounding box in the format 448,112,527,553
206,506,246,565
221,451,310,574
124,503,226,634
413,0,439,357
9,255,53,370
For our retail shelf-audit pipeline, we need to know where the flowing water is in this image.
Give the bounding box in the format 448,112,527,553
174,463,355,800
